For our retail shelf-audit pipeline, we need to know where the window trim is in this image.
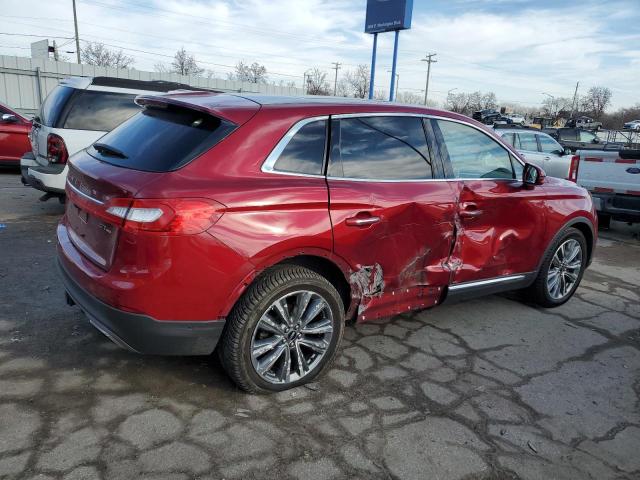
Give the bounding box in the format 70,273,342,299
261,115,329,178
261,112,525,183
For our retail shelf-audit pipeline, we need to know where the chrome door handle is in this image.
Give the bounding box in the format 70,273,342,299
544,156,551,160
345,214,381,227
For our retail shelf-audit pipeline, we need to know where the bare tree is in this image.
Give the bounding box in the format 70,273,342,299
580,86,612,119
170,47,204,76
343,64,370,98
80,42,134,69
396,91,423,105
229,61,268,83
305,68,331,95
445,90,497,115
542,96,572,119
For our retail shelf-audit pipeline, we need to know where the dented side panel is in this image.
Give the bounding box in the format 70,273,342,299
449,180,548,284
327,180,458,321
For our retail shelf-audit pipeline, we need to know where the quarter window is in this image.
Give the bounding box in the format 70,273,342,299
273,120,327,175
435,120,515,179
328,116,432,180
579,130,597,142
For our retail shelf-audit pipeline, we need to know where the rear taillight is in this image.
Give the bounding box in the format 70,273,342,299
47,134,68,164
567,155,580,182
105,198,225,234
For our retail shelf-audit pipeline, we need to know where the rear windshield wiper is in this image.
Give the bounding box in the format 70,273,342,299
93,142,128,159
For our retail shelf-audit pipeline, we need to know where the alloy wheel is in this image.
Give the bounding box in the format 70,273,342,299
547,238,583,300
250,290,334,385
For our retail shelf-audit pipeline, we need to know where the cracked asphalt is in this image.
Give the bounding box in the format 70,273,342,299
1,169,639,480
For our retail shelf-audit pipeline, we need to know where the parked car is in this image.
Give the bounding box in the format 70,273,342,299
565,116,602,131
58,94,597,392
21,76,203,201
623,120,640,131
494,126,573,179
569,149,640,227
505,113,525,125
471,109,510,125
0,102,31,167
542,127,620,152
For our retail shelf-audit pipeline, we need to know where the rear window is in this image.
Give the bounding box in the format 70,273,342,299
62,91,140,131
87,104,236,172
39,86,74,127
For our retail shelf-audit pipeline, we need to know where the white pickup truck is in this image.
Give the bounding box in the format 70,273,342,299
570,149,640,227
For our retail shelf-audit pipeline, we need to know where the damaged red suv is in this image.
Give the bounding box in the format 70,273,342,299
57,93,597,392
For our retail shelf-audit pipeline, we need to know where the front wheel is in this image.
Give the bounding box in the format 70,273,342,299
525,228,587,307
219,265,344,393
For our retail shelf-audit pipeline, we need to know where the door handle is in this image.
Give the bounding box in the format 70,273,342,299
544,156,551,161
345,213,381,227
459,202,483,219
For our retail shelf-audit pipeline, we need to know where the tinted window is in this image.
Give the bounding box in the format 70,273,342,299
87,105,236,172
499,132,515,146
39,86,74,127
273,120,326,175
435,120,514,179
538,134,562,153
517,132,539,151
63,91,140,131
559,129,577,141
328,116,432,180
579,130,597,142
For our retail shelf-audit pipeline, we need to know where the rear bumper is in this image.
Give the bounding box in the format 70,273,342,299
58,257,225,356
592,193,640,223
20,153,66,193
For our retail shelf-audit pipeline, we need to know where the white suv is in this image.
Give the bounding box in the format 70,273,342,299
21,77,199,201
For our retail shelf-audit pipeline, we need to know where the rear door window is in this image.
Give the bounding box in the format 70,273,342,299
328,116,433,180
517,132,539,152
62,91,140,131
273,120,326,175
87,104,236,172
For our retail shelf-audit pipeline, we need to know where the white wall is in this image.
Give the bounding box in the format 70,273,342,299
0,55,304,115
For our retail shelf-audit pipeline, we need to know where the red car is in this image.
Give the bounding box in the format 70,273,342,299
57,93,597,392
0,103,31,166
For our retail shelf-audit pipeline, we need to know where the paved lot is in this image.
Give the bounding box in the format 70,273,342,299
1,169,639,480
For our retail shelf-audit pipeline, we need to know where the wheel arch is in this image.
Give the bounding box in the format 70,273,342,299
220,249,354,320
537,216,595,274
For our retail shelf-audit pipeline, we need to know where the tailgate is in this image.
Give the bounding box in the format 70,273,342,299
577,154,640,195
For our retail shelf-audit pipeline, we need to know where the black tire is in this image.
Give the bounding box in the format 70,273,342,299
219,265,344,393
524,228,587,308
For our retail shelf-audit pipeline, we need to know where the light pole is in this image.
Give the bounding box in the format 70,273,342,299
387,70,399,101
421,53,437,105
72,0,81,63
302,69,313,95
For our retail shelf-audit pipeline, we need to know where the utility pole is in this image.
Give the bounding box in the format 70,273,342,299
387,70,399,101
331,62,341,96
52,40,59,61
421,53,437,105
570,81,579,118
72,0,81,63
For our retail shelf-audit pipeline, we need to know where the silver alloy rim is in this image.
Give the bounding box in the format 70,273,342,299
250,290,334,385
547,238,583,300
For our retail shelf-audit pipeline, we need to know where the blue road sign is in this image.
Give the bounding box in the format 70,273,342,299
365,0,413,34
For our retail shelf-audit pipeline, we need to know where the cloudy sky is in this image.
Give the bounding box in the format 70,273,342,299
1,0,638,110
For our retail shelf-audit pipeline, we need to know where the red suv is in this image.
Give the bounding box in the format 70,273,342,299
57,93,597,392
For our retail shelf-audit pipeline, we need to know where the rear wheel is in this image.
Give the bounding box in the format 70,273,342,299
219,266,344,393
525,228,587,308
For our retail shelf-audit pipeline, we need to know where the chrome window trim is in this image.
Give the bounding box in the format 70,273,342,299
260,112,525,182
448,274,527,291
66,180,105,206
261,115,329,177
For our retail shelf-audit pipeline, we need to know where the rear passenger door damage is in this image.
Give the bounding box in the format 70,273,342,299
326,115,458,320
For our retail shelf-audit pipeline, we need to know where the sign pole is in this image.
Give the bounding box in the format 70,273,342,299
368,33,378,100
389,30,400,102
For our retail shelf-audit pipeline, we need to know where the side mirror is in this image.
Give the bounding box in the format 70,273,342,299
1,113,17,123
523,163,545,186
